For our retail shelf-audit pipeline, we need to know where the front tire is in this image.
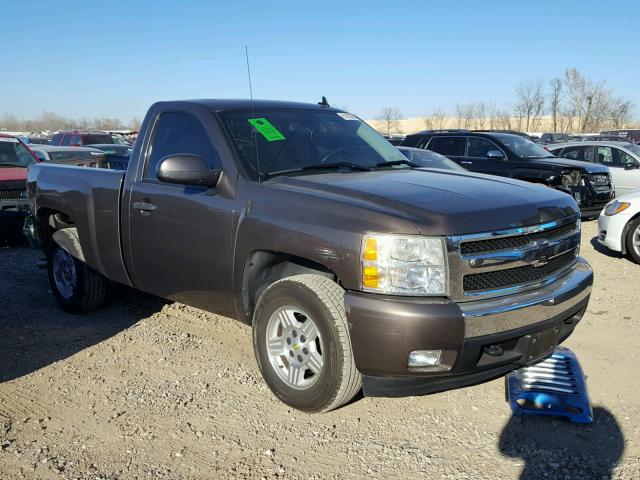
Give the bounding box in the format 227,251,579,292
47,244,107,313
625,217,640,264
252,274,361,413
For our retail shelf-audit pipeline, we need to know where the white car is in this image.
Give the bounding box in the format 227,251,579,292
549,141,640,196
598,191,640,264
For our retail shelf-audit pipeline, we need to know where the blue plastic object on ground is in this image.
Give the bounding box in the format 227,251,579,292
505,346,593,424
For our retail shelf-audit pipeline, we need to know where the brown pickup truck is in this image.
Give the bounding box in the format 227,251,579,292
26,99,593,412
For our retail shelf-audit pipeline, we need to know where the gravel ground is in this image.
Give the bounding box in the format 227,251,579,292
0,220,639,480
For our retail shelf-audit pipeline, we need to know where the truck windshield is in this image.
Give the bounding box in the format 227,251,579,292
219,109,407,179
0,138,35,167
494,134,555,159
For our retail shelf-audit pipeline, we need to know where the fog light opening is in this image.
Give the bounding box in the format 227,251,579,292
408,350,442,368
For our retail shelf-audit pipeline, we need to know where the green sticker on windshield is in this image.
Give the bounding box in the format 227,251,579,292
248,118,286,142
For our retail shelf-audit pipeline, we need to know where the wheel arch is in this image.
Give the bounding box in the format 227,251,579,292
241,250,338,324
621,211,640,255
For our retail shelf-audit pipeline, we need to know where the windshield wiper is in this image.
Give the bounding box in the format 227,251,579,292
264,162,372,179
0,163,23,167
372,159,417,168
302,161,373,172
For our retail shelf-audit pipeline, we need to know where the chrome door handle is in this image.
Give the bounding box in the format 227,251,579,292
460,161,473,165
132,201,157,212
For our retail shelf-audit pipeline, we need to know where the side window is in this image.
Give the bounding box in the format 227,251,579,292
560,146,583,161
596,146,614,165
70,135,82,147
61,135,71,146
144,112,220,181
615,149,638,167
467,137,500,157
583,146,594,162
417,136,432,149
428,137,466,156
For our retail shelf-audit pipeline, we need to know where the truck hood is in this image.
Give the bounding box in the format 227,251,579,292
0,166,28,182
534,157,609,173
269,169,579,235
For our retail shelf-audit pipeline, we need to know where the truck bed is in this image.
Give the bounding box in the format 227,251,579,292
27,163,131,285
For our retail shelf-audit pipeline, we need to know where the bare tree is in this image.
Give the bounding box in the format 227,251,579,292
486,102,499,129
609,97,634,129
129,117,142,131
422,107,447,130
562,68,611,132
0,111,129,132
475,101,487,130
495,110,513,130
376,107,403,134
455,103,475,129
548,78,563,132
514,79,545,131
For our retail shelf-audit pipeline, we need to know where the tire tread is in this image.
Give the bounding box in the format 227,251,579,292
266,274,361,412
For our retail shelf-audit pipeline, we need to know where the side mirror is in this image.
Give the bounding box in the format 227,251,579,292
486,149,505,160
157,154,221,187
624,162,640,170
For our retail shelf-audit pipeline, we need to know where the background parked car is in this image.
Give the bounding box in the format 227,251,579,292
601,129,640,144
549,141,640,196
396,146,465,170
51,130,114,147
540,132,571,144
0,134,38,238
401,130,614,217
28,145,108,168
578,134,632,143
27,135,51,145
383,134,405,145
86,144,132,170
598,191,640,264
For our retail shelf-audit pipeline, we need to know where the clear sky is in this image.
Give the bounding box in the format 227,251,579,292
2,0,639,122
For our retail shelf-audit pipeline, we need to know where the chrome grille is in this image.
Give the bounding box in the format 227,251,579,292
463,249,577,292
447,215,580,301
460,221,577,255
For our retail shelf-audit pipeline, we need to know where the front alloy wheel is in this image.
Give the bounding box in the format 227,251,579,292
265,306,324,390
252,274,361,412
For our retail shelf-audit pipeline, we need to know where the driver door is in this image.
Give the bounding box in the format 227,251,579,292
126,110,236,314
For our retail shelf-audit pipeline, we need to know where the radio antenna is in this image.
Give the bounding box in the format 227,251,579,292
245,45,261,182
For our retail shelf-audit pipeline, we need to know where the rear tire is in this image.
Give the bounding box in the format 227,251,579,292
625,217,640,264
252,274,361,413
47,244,107,313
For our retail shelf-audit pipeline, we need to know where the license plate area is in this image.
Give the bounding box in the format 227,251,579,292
525,326,560,364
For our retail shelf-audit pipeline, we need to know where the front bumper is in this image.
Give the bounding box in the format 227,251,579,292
0,206,28,236
345,259,593,397
597,211,630,253
566,186,614,218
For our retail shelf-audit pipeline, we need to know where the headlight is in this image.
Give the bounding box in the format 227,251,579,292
361,234,448,295
604,200,631,216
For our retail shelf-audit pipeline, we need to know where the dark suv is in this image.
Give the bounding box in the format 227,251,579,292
51,131,114,147
401,131,614,217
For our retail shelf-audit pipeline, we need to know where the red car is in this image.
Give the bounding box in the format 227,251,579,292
51,130,114,147
0,134,39,238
